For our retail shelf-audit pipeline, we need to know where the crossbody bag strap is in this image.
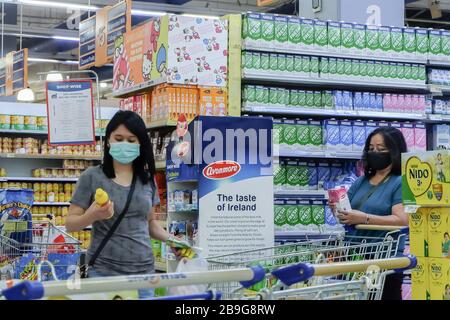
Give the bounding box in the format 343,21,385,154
353,174,390,211
88,174,137,267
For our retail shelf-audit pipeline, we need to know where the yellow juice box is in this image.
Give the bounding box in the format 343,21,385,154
409,207,429,257
411,256,430,300
428,257,450,300
402,150,450,206
427,207,450,258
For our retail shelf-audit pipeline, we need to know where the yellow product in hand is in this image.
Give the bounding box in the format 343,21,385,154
95,188,109,206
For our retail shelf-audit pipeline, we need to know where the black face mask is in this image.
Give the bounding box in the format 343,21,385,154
365,151,392,171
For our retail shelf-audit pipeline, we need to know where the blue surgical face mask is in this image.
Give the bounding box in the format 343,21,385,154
109,142,140,164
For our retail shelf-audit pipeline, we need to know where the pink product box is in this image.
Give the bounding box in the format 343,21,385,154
390,94,399,113
397,94,405,113
383,94,392,112
403,95,413,114
327,187,352,213
414,122,427,151
401,122,416,151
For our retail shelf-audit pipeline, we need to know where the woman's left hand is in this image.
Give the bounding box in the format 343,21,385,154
337,210,367,225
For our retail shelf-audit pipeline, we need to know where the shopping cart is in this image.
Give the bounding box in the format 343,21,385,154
0,255,416,301
0,216,82,282
205,225,409,298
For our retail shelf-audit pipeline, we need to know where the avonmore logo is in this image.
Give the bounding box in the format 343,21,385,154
203,161,241,180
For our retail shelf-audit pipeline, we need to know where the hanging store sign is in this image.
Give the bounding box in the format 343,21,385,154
46,80,95,145
0,49,28,96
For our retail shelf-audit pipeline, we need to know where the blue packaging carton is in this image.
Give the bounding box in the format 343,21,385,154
307,162,318,190
324,119,340,151
365,120,378,139
339,120,353,151
352,120,366,152
317,162,331,189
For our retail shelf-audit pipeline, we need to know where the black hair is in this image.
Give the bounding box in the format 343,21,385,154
445,232,449,237
102,110,156,186
362,127,407,178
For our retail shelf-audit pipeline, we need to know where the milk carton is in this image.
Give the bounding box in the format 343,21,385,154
432,124,450,150
317,162,331,189
403,27,417,57
414,122,427,152
339,120,353,152
285,160,301,190
353,92,363,111
242,13,261,47
327,21,341,52
365,120,378,140
308,119,323,151
296,119,309,147
285,199,300,231
415,28,429,59
327,187,352,213
379,26,392,54
308,162,318,190
300,18,314,47
429,29,443,60
310,200,325,226
441,30,450,61
274,199,287,231
287,17,301,50
324,119,340,151
297,200,313,232
354,24,366,52
352,120,366,152
390,27,404,56
314,19,328,50
401,122,416,152
261,14,275,48
274,15,288,49
366,25,380,55
340,22,354,53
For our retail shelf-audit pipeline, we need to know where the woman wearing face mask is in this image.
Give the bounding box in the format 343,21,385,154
330,127,409,300
66,111,176,298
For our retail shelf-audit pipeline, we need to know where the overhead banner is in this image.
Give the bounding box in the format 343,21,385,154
46,80,95,145
79,0,131,70
0,49,28,96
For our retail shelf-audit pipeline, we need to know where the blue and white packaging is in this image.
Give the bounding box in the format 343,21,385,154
324,202,339,227
425,98,433,114
365,120,378,139
352,120,366,152
339,120,353,151
307,162,318,190
353,92,363,111
432,124,450,149
317,162,331,189
378,120,390,129
342,91,353,110
333,90,343,109
323,119,340,151
362,92,371,111
389,121,402,131
376,93,384,111
434,99,444,114
329,162,343,183
369,93,377,111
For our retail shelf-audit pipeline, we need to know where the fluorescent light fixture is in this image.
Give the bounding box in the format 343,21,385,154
51,35,79,42
181,13,220,19
5,33,79,42
46,72,63,81
130,9,166,16
28,57,79,65
18,0,98,11
100,82,108,88
17,88,35,102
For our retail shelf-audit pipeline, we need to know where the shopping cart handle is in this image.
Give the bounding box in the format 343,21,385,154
348,224,409,234
240,265,266,288
148,290,222,300
271,263,314,286
3,281,44,300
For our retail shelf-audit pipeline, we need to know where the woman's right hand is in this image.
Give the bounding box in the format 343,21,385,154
86,201,114,222
328,202,338,215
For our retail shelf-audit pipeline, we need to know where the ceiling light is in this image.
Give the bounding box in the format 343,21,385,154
181,13,220,19
46,72,63,81
51,35,79,42
130,9,166,16
17,87,35,102
28,57,78,65
17,0,98,11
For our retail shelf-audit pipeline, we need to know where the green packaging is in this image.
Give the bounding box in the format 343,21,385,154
442,31,450,57
255,85,265,103
397,63,405,79
286,161,302,187
269,87,278,105
296,119,310,146
252,52,261,70
351,59,360,77
242,86,249,103
366,25,380,51
298,90,307,106
274,15,288,45
354,24,366,50
286,55,294,73
261,14,275,44
313,91,322,108
277,88,288,105
298,200,313,227
314,20,328,47
273,163,287,187
305,90,315,107
341,22,354,49
262,86,269,104
300,18,314,46
390,62,398,79
328,58,337,75
246,85,256,103
327,21,341,50
359,59,368,78
404,64,412,80
308,120,323,149
285,201,300,226
336,58,345,76
390,27,404,53
415,28,429,55
344,59,352,77
374,61,383,79
260,53,270,70
419,65,426,81
311,201,325,225
274,203,287,226
269,54,278,71
242,13,261,41
282,120,297,145
429,29,442,56
242,51,253,69
323,91,334,109
320,57,329,78
289,89,299,106
403,27,417,53
297,162,309,190
379,26,392,52
411,64,420,80
302,56,311,74
277,54,286,72
310,56,319,75
294,55,303,73
273,119,284,144
367,60,375,78
288,17,301,45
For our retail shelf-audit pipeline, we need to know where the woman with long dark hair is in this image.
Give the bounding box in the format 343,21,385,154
66,111,173,298
330,126,409,300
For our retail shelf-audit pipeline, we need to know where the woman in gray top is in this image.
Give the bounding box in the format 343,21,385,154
66,110,173,298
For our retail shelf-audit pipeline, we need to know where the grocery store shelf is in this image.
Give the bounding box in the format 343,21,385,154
242,70,428,91
428,58,450,67
0,129,105,137
34,202,71,206
243,42,428,65
0,153,102,161
155,261,167,272
112,77,167,98
274,189,328,199
3,176,78,182
243,104,428,121
428,84,450,95
277,147,362,160
146,119,177,129
427,114,450,123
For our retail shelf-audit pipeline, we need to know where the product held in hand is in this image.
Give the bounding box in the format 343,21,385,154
327,187,352,215
95,188,113,219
